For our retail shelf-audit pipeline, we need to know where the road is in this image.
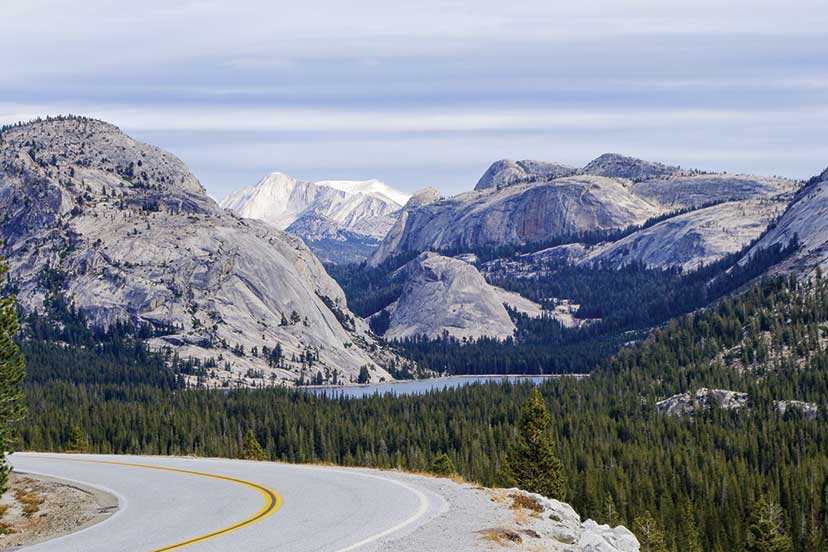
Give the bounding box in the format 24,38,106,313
11,452,447,552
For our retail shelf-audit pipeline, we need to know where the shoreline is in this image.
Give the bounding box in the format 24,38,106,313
298,373,589,391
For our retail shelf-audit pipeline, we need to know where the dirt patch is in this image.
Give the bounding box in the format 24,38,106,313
0,471,117,549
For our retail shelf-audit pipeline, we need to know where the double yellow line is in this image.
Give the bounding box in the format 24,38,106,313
32,456,282,551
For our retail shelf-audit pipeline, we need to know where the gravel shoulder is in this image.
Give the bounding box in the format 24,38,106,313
0,471,118,549
370,471,638,552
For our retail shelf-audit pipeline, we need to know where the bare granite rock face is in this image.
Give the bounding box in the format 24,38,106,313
743,167,828,278
657,389,820,420
369,176,663,266
583,199,788,271
656,388,748,416
369,152,797,270
631,174,797,209
775,400,819,419
475,159,577,191
580,153,680,182
376,252,541,340
492,489,640,552
0,117,403,386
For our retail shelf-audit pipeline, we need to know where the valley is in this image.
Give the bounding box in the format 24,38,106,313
3,115,827,551
4,3,826,551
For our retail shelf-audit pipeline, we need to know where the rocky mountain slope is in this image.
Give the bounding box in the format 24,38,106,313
368,174,664,266
374,252,543,340
369,153,798,270
0,117,401,386
743,165,828,277
576,199,787,271
221,173,409,263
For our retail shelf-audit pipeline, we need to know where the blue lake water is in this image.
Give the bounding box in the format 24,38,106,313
303,375,581,399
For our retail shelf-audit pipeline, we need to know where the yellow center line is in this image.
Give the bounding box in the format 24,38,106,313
28,456,283,551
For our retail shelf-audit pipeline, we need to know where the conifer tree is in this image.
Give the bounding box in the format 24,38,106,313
0,251,25,496
430,452,456,476
505,388,566,500
745,497,793,552
66,424,90,452
634,511,668,552
679,502,704,552
242,429,266,461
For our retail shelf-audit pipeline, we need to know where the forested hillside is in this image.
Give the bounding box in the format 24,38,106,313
18,273,828,551
328,237,798,375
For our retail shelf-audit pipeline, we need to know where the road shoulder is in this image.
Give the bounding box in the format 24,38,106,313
0,470,118,549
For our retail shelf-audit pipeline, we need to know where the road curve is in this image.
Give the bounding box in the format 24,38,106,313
11,452,446,552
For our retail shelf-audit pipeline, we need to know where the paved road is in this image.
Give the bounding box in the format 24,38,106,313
11,452,446,552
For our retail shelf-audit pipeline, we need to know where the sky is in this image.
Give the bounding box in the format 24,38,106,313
2,0,828,199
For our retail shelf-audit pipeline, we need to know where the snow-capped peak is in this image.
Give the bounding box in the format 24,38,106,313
220,172,410,243
316,179,411,206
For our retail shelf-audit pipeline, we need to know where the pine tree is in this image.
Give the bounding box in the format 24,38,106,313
430,452,456,476
745,497,793,552
505,388,566,500
66,424,90,452
0,251,26,496
679,503,704,552
634,511,668,552
604,494,618,527
242,429,266,461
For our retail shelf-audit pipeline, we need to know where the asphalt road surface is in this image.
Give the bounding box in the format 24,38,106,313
11,452,447,552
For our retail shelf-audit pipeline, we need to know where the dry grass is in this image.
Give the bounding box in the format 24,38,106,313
0,521,15,535
14,489,45,517
509,493,543,513
481,528,523,545
0,504,9,518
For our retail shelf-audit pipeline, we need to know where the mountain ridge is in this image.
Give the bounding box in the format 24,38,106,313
369,155,798,269
0,117,402,386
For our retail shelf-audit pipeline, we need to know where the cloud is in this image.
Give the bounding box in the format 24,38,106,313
3,0,828,196
3,102,828,135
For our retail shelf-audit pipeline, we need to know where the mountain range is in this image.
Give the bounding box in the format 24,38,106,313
6,116,828,381
369,154,798,269
221,173,409,263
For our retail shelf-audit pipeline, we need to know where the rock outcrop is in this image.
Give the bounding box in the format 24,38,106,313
580,153,680,182
221,172,409,263
656,388,748,416
775,400,819,419
375,252,542,340
475,159,577,191
486,489,640,552
657,389,820,420
0,117,400,386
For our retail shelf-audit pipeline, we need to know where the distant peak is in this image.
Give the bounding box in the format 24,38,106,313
316,179,410,206
581,153,679,181
475,159,576,191
405,187,442,209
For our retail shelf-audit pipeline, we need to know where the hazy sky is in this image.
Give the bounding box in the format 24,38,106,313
3,0,828,198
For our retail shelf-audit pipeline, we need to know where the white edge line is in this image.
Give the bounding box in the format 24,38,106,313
317,468,432,552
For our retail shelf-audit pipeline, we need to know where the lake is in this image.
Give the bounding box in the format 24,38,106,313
303,374,583,399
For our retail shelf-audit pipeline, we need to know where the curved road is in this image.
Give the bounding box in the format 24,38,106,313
11,452,447,552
